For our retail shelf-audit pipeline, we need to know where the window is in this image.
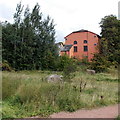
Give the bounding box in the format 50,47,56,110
74,41,77,44
94,43,97,46
84,40,87,43
74,46,77,52
84,46,88,52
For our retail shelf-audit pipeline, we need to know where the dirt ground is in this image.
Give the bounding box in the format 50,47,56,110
50,104,119,118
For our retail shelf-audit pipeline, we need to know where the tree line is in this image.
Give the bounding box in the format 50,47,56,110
1,2,120,72
2,2,58,70
91,15,120,72
100,15,120,64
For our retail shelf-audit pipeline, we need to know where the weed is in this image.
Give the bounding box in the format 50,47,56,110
2,69,118,118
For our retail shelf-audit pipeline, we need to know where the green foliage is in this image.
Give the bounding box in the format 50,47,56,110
90,54,111,72
90,15,120,72
57,97,80,112
2,74,22,100
2,2,57,70
116,116,120,120
2,70,118,118
56,55,71,71
63,62,77,82
99,15,120,64
55,55,78,82
2,102,17,118
2,60,12,71
80,57,90,65
56,55,77,71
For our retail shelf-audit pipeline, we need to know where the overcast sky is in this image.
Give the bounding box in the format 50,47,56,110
0,0,119,42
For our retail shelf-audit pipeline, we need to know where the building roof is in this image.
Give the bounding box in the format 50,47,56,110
65,29,101,38
61,44,73,52
72,29,88,33
55,42,64,45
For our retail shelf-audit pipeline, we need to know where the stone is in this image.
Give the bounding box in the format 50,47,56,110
86,69,95,75
47,74,63,83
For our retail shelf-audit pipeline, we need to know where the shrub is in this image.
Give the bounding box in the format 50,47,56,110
56,55,77,71
81,57,90,65
63,61,77,82
2,60,12,71
54,55,78,82
90,54,111,73
56,55,70,71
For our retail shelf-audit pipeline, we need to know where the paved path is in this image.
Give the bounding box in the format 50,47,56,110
50,104,119,118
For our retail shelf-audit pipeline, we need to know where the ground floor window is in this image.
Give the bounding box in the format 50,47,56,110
84,46,88,51
74,46,77,52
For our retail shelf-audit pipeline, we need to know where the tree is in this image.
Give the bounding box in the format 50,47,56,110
2,22,18,69
2,2,57,70
99,15,120,64
90,15,120,72
39,16,57,70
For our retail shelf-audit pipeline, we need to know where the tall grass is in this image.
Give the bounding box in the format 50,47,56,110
2,70,118,118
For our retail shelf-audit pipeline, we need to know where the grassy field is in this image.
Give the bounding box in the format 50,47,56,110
2,67,119,118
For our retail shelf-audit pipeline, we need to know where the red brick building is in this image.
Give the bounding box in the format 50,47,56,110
61,29,100,61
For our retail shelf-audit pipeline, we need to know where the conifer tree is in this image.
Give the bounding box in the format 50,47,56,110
2,2,57,70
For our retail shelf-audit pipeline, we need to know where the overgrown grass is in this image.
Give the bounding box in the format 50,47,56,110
2,68,119,118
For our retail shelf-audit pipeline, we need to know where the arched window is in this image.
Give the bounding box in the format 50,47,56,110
84,40,88,43
94,43,97,46
74,41,77,44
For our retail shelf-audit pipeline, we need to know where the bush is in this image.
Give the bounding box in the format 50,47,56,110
63,61,77,82
90,54,111,73
2,60,12,71
56,55,78,82
55,55,70,71
80,57,90,65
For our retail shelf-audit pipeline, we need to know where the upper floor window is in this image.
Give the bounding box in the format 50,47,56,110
84,40,87,43
74,41,77,44
74,46,77,52
84,46,88,52
94,43,97,46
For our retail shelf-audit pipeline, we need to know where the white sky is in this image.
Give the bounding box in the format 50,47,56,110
0,0,119,42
